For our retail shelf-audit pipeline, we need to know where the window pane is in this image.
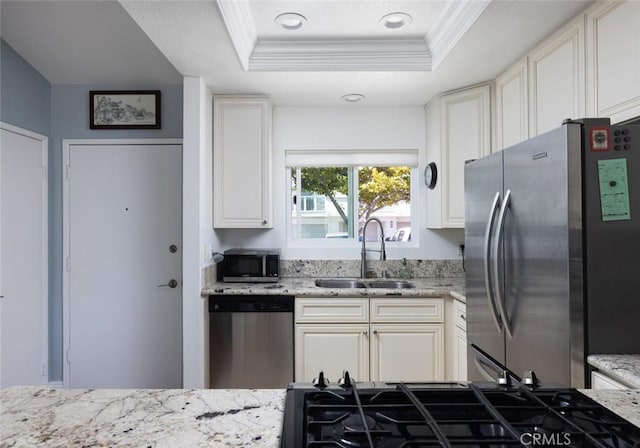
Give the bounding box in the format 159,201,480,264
290,165,411,242
359,166,411,243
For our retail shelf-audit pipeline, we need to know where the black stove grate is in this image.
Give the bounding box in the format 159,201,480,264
284,384,640,448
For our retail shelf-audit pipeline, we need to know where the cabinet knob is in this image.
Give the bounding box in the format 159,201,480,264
363,330,368,336
372,330,378,335
460,314,466,320
262,220,267,225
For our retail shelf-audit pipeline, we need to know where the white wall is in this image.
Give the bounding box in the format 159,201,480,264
183,77,218,388
214,106,463,259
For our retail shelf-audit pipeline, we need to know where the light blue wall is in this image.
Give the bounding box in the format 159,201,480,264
0,39,51,135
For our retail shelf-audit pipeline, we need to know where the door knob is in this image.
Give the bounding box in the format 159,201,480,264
169,244,178,253
157,279,178,288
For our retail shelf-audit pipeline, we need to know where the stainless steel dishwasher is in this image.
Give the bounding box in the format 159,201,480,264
208,295,294,389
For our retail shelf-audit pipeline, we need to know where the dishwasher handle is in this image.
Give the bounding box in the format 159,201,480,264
208,295,294,313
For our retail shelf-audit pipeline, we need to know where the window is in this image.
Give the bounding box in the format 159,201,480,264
287,149,417,243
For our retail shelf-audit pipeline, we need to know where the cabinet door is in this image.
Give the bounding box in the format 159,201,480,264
213,96,272,228
586,1,640,123
295,324,369,382
529,17,585,136
439,85,491,228
370,324,444,382
495,58,529,151
454,326,468,381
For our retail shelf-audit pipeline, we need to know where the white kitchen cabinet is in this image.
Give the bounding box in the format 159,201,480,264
494,58,529,151
295,297,444,383
295,324,370,383
591,371,629,390
528,16,585,136
213,96,273,228
370,324,444,382
445,298,467,381
586,0,640,124
426,84,491,229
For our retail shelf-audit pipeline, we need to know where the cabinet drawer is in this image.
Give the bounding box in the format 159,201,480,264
295,298,369,323
370,298,444,323
454,300,466,331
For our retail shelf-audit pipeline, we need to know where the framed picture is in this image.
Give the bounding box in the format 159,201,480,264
89,90,161,129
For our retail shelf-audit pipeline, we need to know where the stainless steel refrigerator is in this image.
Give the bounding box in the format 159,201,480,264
464,118,640,388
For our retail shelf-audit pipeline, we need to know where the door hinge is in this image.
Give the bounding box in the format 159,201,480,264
65,164,71,179
66,350,71,365
66,257,71,272
42,166,47,180
41,363,46,377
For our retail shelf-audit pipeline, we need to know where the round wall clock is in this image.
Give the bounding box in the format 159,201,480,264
424,162,438,189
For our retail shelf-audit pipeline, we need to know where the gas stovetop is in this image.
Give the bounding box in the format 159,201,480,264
281,371,640,448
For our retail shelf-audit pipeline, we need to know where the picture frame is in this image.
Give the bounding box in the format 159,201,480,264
89,90,161,129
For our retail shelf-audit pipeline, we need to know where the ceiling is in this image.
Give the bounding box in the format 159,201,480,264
1,0,593,106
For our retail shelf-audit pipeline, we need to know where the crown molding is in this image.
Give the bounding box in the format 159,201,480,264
249,39,432,71
217,0,489,72
216,0,256,71
426,0,491,69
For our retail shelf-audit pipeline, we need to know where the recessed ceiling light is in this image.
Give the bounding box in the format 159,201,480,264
275,12,307,31
341,94,365,103
380,12,412,29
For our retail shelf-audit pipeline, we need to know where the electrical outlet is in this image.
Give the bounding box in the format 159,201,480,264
457,243,465,257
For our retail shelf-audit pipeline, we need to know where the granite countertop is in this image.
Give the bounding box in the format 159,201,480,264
2,386,639,447
202,277,466,303
587,354,640,388
1,386,285,448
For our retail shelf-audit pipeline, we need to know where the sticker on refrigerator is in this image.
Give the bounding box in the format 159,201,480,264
597,159,631,221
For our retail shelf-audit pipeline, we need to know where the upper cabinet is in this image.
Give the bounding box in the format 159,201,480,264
528,16,585,136
494,58,529,151
213,96,273,228
585,0,640,124
426,84,491,229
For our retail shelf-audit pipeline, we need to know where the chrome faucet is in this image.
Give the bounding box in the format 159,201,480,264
360,217,386,279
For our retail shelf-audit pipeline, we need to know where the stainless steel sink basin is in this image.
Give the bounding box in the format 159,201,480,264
314,279,415,289
366,280,415,289
314,279,367,288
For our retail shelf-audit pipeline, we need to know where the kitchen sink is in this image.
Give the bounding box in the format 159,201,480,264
365,280,415,289
314,279,414,289
314,279,367,288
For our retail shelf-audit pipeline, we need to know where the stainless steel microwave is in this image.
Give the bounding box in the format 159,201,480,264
217,249,280,283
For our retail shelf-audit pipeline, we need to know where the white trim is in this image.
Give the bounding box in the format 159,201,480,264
219,0,487,72
249,39,432,72
216,0,256,71
285,149,419,167
426,0,491,70
0,122,49,385
61,138,183,388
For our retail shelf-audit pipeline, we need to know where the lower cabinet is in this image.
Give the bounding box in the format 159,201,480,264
294,297,444,383
370,324,443,382
445,299,467,381
295,324,370,382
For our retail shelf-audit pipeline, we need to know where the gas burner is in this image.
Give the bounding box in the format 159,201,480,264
337,414,378,447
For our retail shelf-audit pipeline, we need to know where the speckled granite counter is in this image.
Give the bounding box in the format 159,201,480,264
202,277,466,303
0,386,285,448
588,354,640,388
2,386,639,447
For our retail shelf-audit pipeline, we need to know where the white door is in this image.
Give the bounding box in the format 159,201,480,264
64,142,182,388
0,125,48,387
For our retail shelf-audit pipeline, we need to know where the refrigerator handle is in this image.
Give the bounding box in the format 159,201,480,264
483,192,503,332
493,189,514,338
